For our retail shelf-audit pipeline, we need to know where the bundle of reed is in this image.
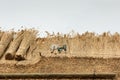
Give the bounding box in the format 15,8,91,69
0,32,13,58
0,31,4,40
5,31,24,60
27,39,37,55
15,30,37,61
26,40,40,63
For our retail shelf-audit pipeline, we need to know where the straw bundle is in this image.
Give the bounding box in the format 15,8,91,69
5,31,24,60
26,39,37,59
15,30,37,61
0,32,13,58
0,31,4,40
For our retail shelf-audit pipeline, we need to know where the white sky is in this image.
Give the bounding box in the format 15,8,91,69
0,0,120,37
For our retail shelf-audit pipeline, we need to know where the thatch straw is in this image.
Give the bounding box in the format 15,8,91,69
0,31,4,40
0,32,13,58
5,31,24,60
15,30,37,61
26,39,37,59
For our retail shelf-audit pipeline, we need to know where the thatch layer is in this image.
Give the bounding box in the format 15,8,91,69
0,29,120,62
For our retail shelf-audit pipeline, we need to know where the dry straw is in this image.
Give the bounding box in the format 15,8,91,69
0,31,4,40
5,30,24,60
0,29,120,61
15,29,38,61
0,32,13,58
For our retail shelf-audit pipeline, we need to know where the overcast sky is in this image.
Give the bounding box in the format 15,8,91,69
0,0,120,36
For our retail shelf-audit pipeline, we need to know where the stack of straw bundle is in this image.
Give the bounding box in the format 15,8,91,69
5,31,24,60
15,30,37,61
0,32,13,58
